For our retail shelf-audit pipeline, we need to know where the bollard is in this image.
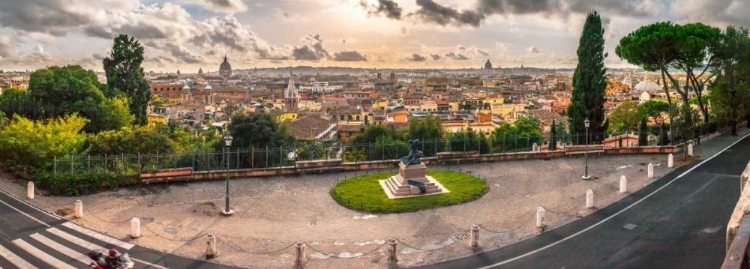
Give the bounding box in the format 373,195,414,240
294,241,306,267
620,175,627,193
688,143,694,157
205,234,217,259
668,154,674,168
130,217,141,238
27,182,34,200
647,163,654,179
387,238,398,264
585,189,594,209
470,224,479,248
536,206,545,228
74,200,83,219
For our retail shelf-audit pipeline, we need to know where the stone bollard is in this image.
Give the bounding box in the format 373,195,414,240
130,217,141,238
387,238,398,264
620,176,627,193
668,154,674,168
294,241,306,267
27,182,34,200
205,234,217,259
648,163,654,179
585,189,594,209
532,143,538,152
688,143,694,157
536,206,545,228
470,224,479,248
74,200,83,219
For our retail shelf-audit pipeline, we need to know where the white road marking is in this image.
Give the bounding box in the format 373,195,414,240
0,188,61,220
0,243,37,269
48,228,170,269
29,233,90,265
12,238,76,269
61,222,134,249
0,198,50,228
131,257,170,269
479,131,750,268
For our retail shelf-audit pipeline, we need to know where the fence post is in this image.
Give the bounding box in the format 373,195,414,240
280,146,284,166
205,234,217,259
54,156,57,176
387,238,398,264
266,146,269,168
294,241,306,267
586,189,594,209
70,155,74,175
470,224,479,248
130,217,141,238
536,206,545,228
648,163,654,179
620,175,627,193
192,151,195,169
123,153,126,173
237,149,240,169
74,200,83,219
27,182,34,200
87,155,91,172
137,153,142,175
251,147,255,168
156,152,159,170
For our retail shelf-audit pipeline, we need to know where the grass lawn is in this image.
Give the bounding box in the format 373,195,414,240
330,170,488,213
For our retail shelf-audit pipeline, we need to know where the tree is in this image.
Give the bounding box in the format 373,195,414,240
568,11,608,144
405,115,444,156
617,22,680,142
26,65,131,133
671,23,722,124
0,88,42,120
87,125,176,155
103,34,151,125
226,113,293,149
607,100,641,133
549,119,557,150
710,26,750,135
488,117,543,152
638,117,648,146
638,100,670,122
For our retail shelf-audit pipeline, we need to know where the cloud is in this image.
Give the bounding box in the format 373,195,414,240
291,34,330,61
670,0,750,27
527,46,539,54
406,53,427,61
361,0,403,19
167,45,204,64
332,50,367,61
0,35,18,59
409,0,484,27
193,0,248,14
92,53,104,60
430,54,441,60
495,41,509,52
444,52,468,60
0,0,137,36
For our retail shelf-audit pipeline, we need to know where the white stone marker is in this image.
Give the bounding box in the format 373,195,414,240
26,182,34,200
470,224,479,248
668,154,674,168
586,189,594,209
688,143,694,157
536,206,546,228
74,200,83,219
387,238,398,264
294,241,306,267
205,234,217,258
648,163,654,179
130,217,141,238
532,143,538,152
620,175,627,193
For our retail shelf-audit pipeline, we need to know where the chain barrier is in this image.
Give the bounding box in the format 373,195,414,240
140,222,205,243
478,212,535,234
394,238,457,252
86,211,133,224
215,237,296,255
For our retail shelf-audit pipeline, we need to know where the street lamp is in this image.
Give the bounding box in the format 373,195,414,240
582,118,591,180
221,134,234,216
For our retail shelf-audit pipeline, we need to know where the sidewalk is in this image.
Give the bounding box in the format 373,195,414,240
1,127,747,269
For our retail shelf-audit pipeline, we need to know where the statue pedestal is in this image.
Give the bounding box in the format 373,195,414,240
379,162,448,199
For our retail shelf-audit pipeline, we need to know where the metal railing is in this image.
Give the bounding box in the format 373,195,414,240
723,214,750,269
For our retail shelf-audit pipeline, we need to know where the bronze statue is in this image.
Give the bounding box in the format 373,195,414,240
401,139,423,166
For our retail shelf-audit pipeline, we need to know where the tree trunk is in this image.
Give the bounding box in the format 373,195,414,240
731,120,738,136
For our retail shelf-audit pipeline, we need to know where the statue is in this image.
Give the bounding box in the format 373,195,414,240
401,139,423,166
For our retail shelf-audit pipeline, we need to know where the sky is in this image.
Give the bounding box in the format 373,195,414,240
0,0,748,73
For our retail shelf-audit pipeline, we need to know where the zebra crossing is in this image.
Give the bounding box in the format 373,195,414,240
0,222,164,269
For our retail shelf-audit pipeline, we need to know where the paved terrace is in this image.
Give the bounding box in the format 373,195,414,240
0,145,720,268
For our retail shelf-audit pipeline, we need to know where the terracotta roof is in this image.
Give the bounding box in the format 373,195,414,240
288,115,332,139
336,124,363,132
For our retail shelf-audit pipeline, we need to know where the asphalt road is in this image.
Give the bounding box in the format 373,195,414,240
427,134,750,269
0,187,237,268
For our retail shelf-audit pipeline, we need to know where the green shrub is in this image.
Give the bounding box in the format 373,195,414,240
34,169,137,196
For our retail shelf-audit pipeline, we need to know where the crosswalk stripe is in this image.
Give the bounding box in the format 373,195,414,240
12,239,76,269
47,227,99,250
61,222,134,249
0,243,37,269
29,233,90,265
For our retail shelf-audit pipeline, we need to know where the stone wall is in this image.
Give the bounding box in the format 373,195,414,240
726,161,750,251
187,145,678,182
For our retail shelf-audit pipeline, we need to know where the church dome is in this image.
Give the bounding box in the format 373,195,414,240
634,81,660,92
219,55,232,78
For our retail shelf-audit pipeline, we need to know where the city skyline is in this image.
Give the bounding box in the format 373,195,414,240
0,0,747,72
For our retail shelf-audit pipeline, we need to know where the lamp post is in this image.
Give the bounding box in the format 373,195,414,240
222,134,234,216
582,118,591,180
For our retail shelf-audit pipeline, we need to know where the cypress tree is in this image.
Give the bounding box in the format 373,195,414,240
568,11,608,144
549,119,557,150
103,34,151,125
638,117,648,146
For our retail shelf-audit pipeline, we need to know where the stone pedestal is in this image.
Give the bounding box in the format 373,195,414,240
380,162,447,198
